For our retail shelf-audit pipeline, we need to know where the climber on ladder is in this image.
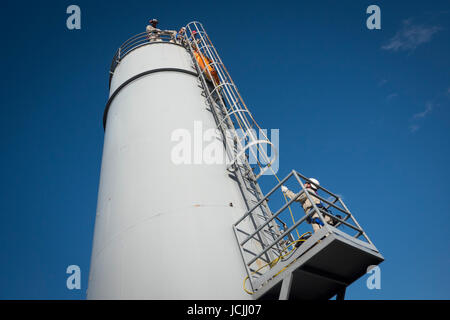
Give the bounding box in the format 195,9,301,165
281,178,341,233
191,30,201,45
189,30,220,85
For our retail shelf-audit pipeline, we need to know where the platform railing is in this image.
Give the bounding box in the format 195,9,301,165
108,30,180,87
233,169,378,293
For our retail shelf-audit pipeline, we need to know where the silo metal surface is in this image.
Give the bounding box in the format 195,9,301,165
88,41,253,299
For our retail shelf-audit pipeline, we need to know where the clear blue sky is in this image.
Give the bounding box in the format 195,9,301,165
0,0,449,299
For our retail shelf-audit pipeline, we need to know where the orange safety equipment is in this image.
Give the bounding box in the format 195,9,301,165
193,49,220,85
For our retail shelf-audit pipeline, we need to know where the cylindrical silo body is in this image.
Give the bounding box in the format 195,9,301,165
87,40,253,299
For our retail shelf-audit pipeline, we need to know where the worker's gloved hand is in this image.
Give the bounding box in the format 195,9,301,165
281,186,288,193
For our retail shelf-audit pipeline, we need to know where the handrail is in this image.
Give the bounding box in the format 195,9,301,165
233,169,378,290
108,30,184,88
240,190,306,247
234,171,294,226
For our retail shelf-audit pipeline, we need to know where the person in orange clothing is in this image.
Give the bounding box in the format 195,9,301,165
193,49,220,85
190,31,220,84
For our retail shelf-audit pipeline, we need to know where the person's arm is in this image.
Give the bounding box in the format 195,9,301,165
284,189,297,200
282,187,305,203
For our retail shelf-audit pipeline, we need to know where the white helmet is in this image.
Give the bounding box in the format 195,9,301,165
307,178,320,190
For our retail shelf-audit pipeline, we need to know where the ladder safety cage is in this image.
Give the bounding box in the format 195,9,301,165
233,169,381,295
183,22,277,180
183,22,286,281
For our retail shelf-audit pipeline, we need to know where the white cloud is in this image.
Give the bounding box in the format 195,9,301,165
409,102,435,133
413,102,433,119
382,19,441,52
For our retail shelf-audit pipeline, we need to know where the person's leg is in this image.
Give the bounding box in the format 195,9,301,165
307,210,321,232
312,222,320,232
311,211,330,232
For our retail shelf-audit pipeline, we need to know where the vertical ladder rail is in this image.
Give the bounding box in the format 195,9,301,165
184,22,277,178
184,21,280,234
183,21,284,272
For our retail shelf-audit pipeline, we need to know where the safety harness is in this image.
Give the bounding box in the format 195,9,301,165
306,203,342,226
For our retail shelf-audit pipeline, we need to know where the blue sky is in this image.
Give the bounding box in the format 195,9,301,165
0,0,449,299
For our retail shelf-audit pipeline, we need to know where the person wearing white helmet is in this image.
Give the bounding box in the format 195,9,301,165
146,19,161,42
281,178,335,232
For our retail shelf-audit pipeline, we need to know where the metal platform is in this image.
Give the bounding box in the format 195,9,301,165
233,170,384,300
253,227,384,300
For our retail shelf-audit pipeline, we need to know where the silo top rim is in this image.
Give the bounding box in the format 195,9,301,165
108,31,187,88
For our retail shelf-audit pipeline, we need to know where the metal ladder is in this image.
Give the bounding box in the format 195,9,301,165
182,23,384,299
183,22,286,278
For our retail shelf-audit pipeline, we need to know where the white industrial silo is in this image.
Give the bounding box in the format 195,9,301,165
87,25,268,299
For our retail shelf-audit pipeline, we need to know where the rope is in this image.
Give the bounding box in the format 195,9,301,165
243,232,311,295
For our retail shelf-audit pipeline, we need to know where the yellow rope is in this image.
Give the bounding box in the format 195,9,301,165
210,82,301,239
271,168,300,238
243,232,312,295
194,44,307,293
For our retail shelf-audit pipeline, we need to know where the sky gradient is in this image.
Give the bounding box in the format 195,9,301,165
0,0,449,299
